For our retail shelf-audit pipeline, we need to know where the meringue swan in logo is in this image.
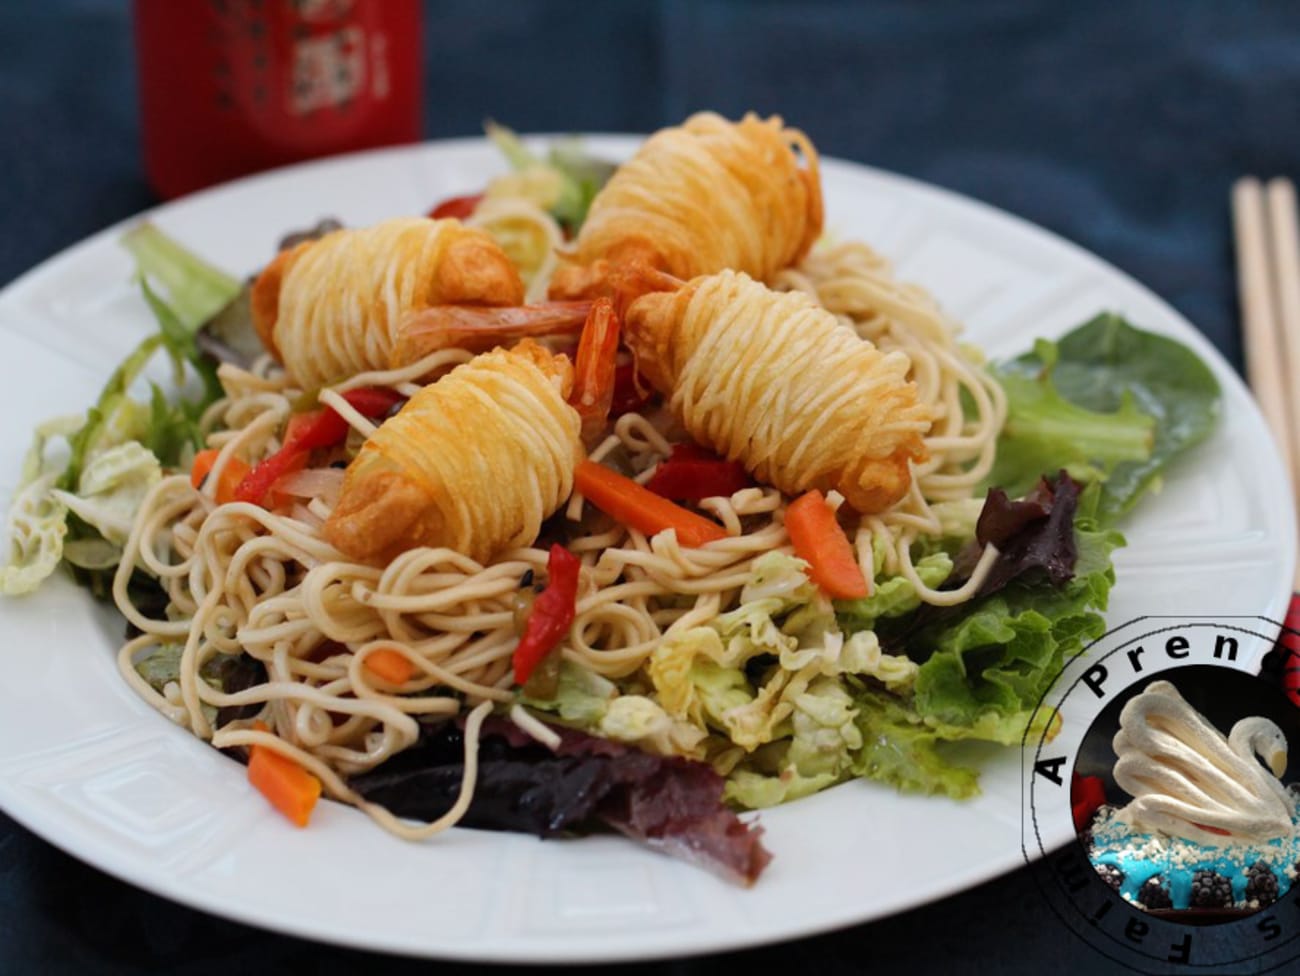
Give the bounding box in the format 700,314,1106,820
1111,680,1295,845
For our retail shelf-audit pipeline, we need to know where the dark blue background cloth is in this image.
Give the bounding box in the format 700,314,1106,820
2,1,1299,973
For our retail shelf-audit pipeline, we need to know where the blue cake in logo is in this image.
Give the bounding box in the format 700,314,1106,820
1084,680,1300,913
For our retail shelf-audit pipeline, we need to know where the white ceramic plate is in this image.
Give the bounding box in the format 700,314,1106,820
0,137,1293,963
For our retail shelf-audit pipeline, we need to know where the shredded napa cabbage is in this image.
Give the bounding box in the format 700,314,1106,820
1,224,239,598
52,441,162,569
518,660,706,757
1,417,81,595
637,553,927,799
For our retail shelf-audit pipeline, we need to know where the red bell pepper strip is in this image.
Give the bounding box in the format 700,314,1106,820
512,544,581,685
1278,594,1300,708
234,387,405,506
231,443,310,507
645,443,752,501
610,362,654,416
574,459,728,548
784,490,870,599
428,192,484,221
287,387,405,451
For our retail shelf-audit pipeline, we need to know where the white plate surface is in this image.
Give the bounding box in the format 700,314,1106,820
0,137,1293,963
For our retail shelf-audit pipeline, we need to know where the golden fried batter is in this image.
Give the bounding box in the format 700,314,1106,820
251,217,524,388
624,271,932,513
549,112,822,299
323,341,583,565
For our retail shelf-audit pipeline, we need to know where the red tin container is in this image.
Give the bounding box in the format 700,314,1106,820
134,0,423,199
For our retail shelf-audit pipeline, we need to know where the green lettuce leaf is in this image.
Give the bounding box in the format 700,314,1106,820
58,335,162,492
4,226,240,597
988,314,1221,517
849,686,981,799
121,222,242,332
835,551,953,635
725,767,839,808
909,488,1122,742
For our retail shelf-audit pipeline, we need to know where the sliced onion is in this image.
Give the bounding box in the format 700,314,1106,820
273,467,345,503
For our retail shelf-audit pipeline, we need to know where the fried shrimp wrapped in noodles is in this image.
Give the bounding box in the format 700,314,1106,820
549,112,823,300
251,216,525,389
323,340,583,565
624,270,932,513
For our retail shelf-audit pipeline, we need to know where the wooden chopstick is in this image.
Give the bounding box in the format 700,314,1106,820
1232,176,1300,588
1266,179,1300,470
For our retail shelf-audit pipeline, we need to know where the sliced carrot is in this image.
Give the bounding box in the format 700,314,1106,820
190,449,218,489
784,490,870,599
190,449,251,505
574,459,727,548
247,721,321,828
365,647,415,685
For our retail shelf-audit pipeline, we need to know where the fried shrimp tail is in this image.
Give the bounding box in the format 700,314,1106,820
323,341,583,565
250,216,525,388
392,300,593,364
549,112,822,301
624,271,932,513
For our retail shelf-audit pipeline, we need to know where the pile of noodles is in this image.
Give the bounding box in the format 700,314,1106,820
113,200,1006,840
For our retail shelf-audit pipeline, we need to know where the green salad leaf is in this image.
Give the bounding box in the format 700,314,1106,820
3,225,240,597
1,418,77,595
987,313,1221,517
485,121,614,232
725,676,862,807
520,660,707,756
53,442,162,565
57,335,161,493
834,551,952,635
848,685,981,799
121,223,243,330
518,660,618,725
908,483,1122,742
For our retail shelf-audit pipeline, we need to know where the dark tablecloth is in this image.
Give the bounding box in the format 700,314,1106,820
3,2,1299,973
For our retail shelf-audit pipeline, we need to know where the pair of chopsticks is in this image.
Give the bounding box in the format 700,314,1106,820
1232,177,1300,588
1233,178,1300,702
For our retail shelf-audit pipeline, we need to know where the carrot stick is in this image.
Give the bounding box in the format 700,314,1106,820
190,449,251,505
784,490,870,599
190,449,218,490
574,459,727,548
365,647,415,685
247,722,322,828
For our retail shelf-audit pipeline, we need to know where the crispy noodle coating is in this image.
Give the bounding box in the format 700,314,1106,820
323,341,584,565
251,216,524,388
549,112,822,299
625,270,932,513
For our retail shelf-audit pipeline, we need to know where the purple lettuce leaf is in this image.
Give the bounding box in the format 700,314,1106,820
347,717,771,885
